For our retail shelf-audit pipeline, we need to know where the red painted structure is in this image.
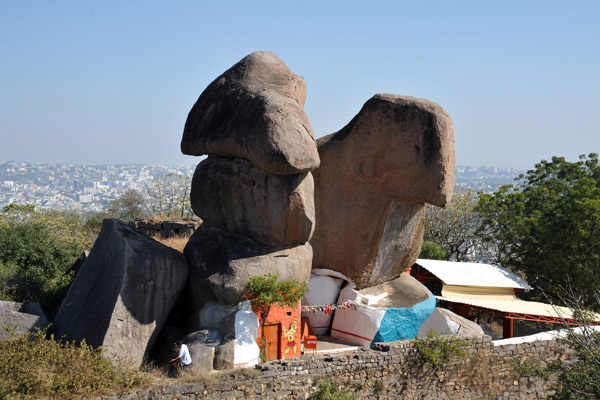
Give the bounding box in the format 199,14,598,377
253,301,302,361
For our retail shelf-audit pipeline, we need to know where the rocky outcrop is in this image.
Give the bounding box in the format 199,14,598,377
182,52,317,341
191,157,314,246
51,219,189,366
310,94,454,288
181,51,320,175
184,224,312,306
0,300,49,339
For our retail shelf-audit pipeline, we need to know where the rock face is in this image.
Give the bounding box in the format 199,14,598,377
191,157,315,246
418,307,485,338
182,51,317,328
181,51,320,175
310,94,454,288
181,330,220,373
0,300,49,339
184,224,313,306
52,219,189,366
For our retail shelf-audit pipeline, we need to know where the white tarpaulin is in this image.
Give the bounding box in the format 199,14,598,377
417,307,484,338
331,275,437,347
302,269,348,335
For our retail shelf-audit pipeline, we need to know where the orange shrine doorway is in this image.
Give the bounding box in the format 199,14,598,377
264,324,280,361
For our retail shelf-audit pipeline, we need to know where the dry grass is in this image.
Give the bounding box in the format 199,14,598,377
0,328,151,399
152,235,190,253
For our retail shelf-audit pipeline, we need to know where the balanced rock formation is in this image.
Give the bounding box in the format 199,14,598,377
0,300,49,339
181,51,320,175
191,157,315,246
184,224,313,306
311,94,454,288
52,219,189,366
182,51,318,312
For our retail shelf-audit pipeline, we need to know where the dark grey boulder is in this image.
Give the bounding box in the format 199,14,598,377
0,300,49,339
191,157,315,246
51,219,189,366
181,330,220,373
184,224,312,306
214,339,235,370
181,51,320,175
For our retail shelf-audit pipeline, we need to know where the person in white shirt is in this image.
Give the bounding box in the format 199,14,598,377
170,341,192,370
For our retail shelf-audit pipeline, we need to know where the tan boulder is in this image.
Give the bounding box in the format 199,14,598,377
310,94,454,288
181,51,320,175
184,224,313,306
190,157,315,246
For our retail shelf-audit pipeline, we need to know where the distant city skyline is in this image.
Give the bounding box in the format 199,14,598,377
0,161,520,213
1,1,598,170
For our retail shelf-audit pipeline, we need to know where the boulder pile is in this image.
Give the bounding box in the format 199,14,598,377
181,51,319,307
177,51,320,369
43,50,457,371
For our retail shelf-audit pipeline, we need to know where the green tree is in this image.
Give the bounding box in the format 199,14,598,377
515,289,600,399
424,188,483,261
145,173,192,218
108,189,147,221
419,241,447,260
0,205,91,313
477,154,600,309
245,273,307,362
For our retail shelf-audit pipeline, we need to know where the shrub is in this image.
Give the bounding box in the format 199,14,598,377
308,380,357,400
414,330,469,370
0,328,149,399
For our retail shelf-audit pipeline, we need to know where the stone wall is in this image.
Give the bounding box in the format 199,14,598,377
102,336,574,399
128,218,201,238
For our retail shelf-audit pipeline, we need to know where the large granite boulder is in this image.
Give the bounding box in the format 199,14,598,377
52,219,189,366
190,157,315,246
181,51,320,175
184,224,312,306
310,94,454,288
0,300,49,339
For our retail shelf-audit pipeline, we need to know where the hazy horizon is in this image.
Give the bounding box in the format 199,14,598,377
1,1,598,170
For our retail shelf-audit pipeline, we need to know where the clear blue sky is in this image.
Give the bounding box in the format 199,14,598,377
1,1,598,169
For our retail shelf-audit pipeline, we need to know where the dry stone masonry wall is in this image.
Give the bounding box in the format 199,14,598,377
102,336,574,399
128,219,201,237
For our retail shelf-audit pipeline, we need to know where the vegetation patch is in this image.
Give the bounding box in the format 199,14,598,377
0,328,150,399
308,380,358,400
414,330,469,370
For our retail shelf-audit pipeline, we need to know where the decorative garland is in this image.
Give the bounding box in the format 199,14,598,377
301,301,356,314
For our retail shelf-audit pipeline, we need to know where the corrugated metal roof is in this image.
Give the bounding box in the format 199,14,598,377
435,296,576,320
415,259,532,290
